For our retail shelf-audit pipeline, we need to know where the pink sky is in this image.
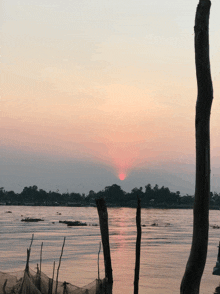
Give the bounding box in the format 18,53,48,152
2,0,220,194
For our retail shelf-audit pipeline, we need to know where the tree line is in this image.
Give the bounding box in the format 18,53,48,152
0,184,220,208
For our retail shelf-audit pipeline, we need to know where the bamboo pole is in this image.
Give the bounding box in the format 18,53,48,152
48,261,56,294
52,260,55,287
55,237,66,294
25,234,34,273
39,242,43,292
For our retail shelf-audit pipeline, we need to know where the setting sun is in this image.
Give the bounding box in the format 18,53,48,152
119,173,126,181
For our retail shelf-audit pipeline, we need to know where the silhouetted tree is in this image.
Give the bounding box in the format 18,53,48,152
131,187,144,198
69,192,82,202
0,187,5,201
21,186,39,202
38,189,48,203
104,184,126,205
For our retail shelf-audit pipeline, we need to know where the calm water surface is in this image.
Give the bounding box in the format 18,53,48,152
1,206,220,293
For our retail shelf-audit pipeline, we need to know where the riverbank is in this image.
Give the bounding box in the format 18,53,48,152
1,202,220,210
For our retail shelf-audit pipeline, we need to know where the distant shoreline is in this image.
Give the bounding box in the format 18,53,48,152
1,203,220,210
1,184,220,210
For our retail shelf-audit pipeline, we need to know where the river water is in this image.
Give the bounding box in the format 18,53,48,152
0,206,220,293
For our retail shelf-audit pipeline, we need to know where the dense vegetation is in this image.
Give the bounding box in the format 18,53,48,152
1,184,220,209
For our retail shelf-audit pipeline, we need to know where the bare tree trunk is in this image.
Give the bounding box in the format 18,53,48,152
134,197,141,294
180,0,213,293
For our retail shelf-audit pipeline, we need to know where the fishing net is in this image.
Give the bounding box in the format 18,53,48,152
0,268,106,294
0,235,109,294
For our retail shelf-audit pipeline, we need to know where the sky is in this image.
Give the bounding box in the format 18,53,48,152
1,0,220,195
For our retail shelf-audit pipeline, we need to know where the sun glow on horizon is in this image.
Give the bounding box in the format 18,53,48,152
119,173,126,181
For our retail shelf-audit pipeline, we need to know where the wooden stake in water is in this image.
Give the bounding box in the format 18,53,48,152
3,279,7,294
96,198,113,284
52,260,55,286
40,242,43,273
98,241,101,281
180,1,213,293
134,197,141,294
55,237,66,294
48,261,56,294
25,234,34,273
39,242,43,292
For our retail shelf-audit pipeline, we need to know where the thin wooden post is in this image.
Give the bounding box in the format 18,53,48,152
40,242,43,273
96,198,113,284
98,241,101,281
55,237,66,294
3,280,7,294
134,196,141,294
48,261,56,294
39,242,43,292
25,234,34,273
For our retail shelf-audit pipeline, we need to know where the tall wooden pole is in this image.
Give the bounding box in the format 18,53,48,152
134,197,141,294
96,198,113,284
180,0,213,293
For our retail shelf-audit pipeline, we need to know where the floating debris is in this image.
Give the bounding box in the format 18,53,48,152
151,222,158,227
211,225,220,229
21,217,44,222
5,211,12,213
59,220,87,227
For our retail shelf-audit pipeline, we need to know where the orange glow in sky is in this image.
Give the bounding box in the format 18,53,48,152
119,173,126,181
3,0,220,195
